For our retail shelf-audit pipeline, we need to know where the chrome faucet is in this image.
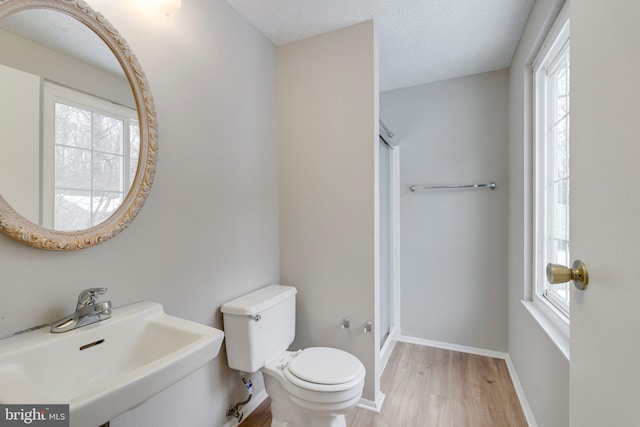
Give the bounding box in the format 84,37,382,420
50,288,112,333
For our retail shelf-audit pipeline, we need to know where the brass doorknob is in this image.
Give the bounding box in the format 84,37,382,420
546,260,589,290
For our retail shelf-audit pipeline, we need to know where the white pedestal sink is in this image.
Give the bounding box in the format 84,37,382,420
0,301,224,427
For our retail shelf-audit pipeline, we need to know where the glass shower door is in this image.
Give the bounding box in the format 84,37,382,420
379,137,393,348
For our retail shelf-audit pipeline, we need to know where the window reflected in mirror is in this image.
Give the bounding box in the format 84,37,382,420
43,82,138,230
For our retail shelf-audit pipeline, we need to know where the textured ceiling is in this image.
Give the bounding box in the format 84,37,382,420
0,9,124,78
224,0,535,91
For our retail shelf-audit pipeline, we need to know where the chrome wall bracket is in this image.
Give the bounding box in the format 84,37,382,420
363,321,372,334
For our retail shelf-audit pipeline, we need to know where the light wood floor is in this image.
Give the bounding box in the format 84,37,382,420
240,342,528,427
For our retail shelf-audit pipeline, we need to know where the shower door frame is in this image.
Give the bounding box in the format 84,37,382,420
378,136,400,356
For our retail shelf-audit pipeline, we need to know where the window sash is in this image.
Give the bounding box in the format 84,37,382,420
533,6,571,319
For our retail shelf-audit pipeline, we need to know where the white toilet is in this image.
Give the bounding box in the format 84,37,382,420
221,284,366,427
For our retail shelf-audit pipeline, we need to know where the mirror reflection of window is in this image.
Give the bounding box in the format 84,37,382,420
43,82,138,231
129,120,140,186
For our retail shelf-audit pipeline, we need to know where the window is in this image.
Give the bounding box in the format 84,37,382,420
42,82,138,231
533,6,570,319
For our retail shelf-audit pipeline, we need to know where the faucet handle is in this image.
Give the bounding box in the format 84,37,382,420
77,288,108,307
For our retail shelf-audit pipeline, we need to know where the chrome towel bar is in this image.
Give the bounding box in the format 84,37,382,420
409,182,497,192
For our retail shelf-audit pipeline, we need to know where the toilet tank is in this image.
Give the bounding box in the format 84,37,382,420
221,285,297,372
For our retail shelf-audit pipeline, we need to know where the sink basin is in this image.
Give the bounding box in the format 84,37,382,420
0,301,224,427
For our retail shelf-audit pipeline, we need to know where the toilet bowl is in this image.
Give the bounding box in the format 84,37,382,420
221,285,366,427
263,348,365,427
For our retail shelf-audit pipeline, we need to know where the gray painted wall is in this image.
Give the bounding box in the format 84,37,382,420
508,0,570,426
381,69,509,352
277,21,379,402
0,0,278,426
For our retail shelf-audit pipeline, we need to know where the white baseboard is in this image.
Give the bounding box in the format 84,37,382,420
397,335,508,360
504,355,538,427
222,389,268,427
356,390,385,413
397,335,536,427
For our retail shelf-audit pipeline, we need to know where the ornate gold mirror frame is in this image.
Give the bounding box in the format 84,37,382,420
0,0,158,250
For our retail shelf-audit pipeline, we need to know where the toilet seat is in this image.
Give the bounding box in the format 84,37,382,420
282,347,366,392
262,347,366,425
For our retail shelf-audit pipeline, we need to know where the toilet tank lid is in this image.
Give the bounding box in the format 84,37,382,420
221,285,297,316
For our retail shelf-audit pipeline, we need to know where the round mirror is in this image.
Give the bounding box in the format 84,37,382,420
0,0,158,250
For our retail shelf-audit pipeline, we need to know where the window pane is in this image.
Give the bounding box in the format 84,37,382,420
54,189,92,231
93,113,123,154
92,191,123,224
93,152,123,192
545,43,571,312
55,103,91,149
129,120,140,188
55,146,91,190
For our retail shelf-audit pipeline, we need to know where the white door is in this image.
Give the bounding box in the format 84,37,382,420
571,1,640,425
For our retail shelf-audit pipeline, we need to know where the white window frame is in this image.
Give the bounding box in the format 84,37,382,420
42,81,138,229
531,2,571,336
